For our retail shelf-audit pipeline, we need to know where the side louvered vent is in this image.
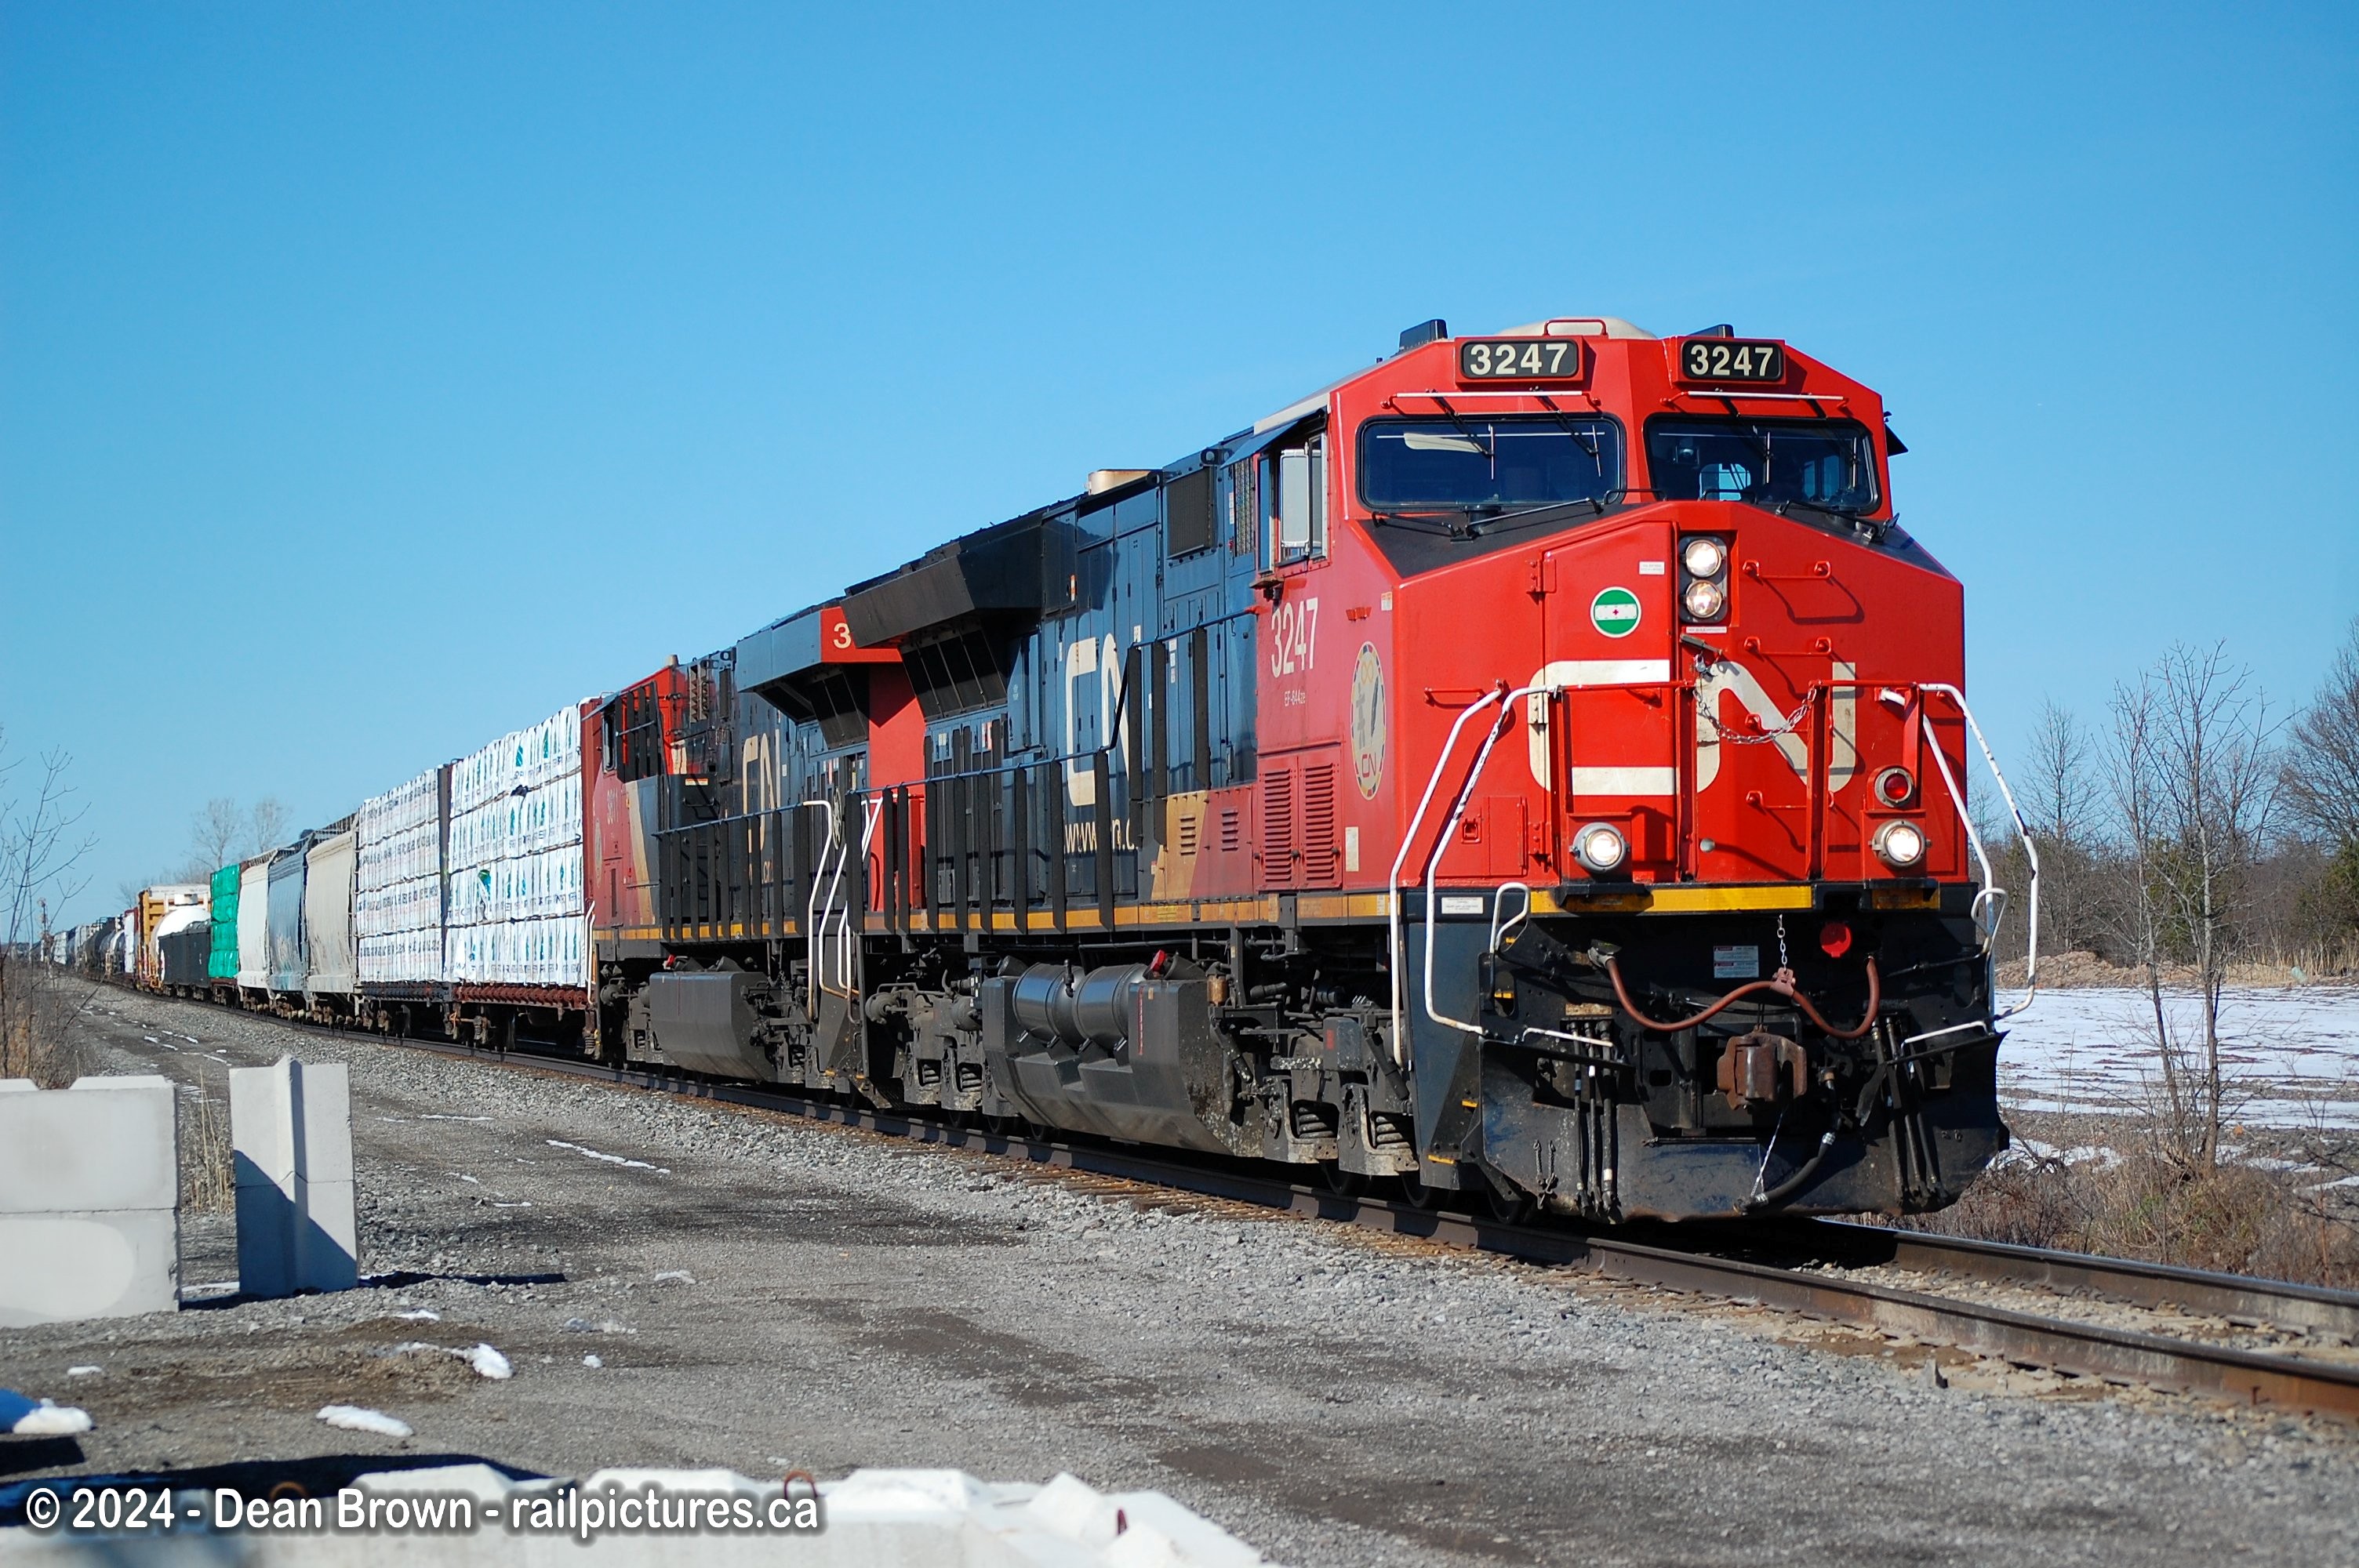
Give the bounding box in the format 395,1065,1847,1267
1219,808,1242,853
1178,811,1200,858
1302,761,1339,887
1261,764,1296,888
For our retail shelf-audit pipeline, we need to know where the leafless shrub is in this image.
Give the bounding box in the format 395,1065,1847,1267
2103,645,2278,1170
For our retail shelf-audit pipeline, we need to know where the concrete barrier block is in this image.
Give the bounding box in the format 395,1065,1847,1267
0,1075,178,1214
0,1076,180,1327
231,1058,358,1298
0,1209,180,1326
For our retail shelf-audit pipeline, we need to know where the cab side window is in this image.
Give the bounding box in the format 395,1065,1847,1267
1274,433,1325,564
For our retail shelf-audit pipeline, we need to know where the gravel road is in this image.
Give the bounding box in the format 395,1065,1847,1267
5,985,2355,1566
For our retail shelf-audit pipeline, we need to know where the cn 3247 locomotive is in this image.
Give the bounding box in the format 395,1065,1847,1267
117,316,2045,1223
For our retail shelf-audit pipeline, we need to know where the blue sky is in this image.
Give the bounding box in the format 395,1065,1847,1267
4,2,2354,924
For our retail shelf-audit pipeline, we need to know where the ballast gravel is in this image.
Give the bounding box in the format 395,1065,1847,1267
5,988,2356,1566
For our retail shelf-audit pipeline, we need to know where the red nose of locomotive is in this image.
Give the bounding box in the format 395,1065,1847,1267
1354,321,2012,1221
1522,501,1969,892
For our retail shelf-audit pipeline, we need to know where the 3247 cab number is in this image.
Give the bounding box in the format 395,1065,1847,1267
1457,339,1583,381
1677,339,1786,383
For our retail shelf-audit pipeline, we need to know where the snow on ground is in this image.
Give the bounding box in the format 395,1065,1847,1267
1997,986,2359,1129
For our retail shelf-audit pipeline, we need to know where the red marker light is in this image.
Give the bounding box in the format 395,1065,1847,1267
1819,920,1854,958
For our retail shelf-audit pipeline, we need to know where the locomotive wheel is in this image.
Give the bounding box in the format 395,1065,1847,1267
1398,1171,1445,1210
1480,1183,1532,1225
1319,1162,1367,1197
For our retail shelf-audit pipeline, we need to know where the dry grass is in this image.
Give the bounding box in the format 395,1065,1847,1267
1997,949,2359,990
180,1067,235,1214
1925,1150,2359,1289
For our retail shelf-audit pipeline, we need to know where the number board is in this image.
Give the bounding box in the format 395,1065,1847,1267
1457,338,1585,382
1677,338,1786,384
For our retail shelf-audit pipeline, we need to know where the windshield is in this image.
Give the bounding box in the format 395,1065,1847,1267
1358,416,1623,512
1645,418,1878,514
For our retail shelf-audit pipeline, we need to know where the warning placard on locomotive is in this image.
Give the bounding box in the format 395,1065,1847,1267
1713,945,1761,979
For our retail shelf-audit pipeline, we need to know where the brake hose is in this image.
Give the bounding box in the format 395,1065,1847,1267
1605,954,1882,1040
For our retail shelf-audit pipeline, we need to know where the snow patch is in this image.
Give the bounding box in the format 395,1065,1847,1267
1997,987,2359,1131
318,1404,413,1438
467,1344,512,1380
421,1114,493,1123
652,1270,695,1285
546,1138,670,1174
9,1399,93,1436
66,1366,100,1377
583,1354,603,1369
394,1309,441,1322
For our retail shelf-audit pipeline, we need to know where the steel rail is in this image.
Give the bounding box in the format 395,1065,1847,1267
358,1030,2359,1424
1790,1221,2359,1343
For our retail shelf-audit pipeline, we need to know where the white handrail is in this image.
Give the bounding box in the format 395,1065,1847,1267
1423,685,1547,1042
800,797,840,1014
1387,688,1509,1064
1488,882,1534,956
1919,683,2041,1021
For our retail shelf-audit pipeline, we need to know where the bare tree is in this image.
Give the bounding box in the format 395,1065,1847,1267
0,725,99,1081
2019,699,2103,956
189,797,245,872
2281,620,2359,848
2105,647,2278,1168
1,727,96,949
2281,621,2359,948
247,797,291,857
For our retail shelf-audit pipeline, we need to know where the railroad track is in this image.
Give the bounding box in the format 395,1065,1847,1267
107,989,2359,1424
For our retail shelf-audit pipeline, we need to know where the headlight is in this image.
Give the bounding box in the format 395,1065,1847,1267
1682,579,1726,619
1681,536,1727,578
1573,822,1628,874
1872,819,1927,869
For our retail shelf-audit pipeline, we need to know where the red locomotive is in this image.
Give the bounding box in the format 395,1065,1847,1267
587,315,2038,1221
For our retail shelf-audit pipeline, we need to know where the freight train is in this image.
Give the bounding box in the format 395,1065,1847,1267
61,316,2041,1221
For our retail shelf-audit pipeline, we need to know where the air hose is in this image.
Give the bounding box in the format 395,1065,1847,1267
1605,955,1882,1040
